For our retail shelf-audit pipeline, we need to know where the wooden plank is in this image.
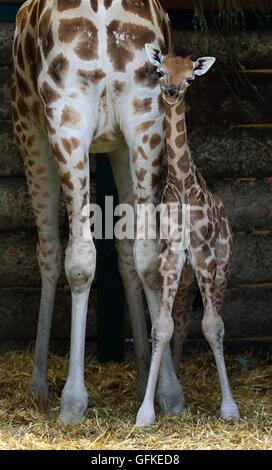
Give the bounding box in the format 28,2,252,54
1,232,271,287
1,177,271,233
231,233,272,286
188,126,272,179
0,121,23,176
173,30,272,69
0,176,96,230
208,179,272,232
0,285,271,341
2,121,272,178
0,287,98,341
185,69,272,126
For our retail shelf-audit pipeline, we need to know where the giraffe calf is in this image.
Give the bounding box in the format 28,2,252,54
136,45,240,427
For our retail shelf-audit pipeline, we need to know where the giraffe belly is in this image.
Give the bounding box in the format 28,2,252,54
90,132,127,154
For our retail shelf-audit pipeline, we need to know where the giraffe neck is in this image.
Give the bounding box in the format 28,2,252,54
165,99,194,191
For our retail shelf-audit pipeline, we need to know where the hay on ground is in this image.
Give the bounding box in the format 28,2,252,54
0,351,271,450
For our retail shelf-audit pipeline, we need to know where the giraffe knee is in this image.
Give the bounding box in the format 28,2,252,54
202,313,225,348
152,315,174,346
65,241,96,293
134,240,160,290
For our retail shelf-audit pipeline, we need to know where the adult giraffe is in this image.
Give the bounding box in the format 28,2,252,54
11,0,184,424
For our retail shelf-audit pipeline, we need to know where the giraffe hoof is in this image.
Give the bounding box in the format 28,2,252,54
59,385,88,425
220,400,240,421
158,382,185,416
136,405,156,427
27,378,49,409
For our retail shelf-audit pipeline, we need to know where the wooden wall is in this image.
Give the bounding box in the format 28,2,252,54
0,15,271,346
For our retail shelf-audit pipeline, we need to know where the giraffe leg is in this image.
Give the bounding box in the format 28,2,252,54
122,114,184,416
45,100,96,424
194,251,239,421
172,264,193,373
136,249,186,426
16,125,61,408
109,149,150,400
172,282,189,374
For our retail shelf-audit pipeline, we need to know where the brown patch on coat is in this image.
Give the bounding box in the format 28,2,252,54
176,102,183,115
30,0,38,27
90,0,98,12
104,0,113,8
26,135,35,147
17,97,29,116
57,0,81,12
17,5,28,33
121,0,152,21
107,20,155,72
152,173,159,189
177,152,190,173
133,97,152,115
17,42,25,71
61,171,74,191
40,81,61,105
134,62,158,89
158,94,164,113
17,72,32,97
135,120,155,133
152,149,164,167
167,143,175,160
79,177,87,190
136,168,147,182
48,54,69,87
25,32,36,64
175,134,185,148
39,9,54,59
59,18,98,61
71,137,80,149
112,80,125,96
52,142,67,164
61,105,81,127
176,119,184,133
137,146,148,160
150,133,161,150
74,160,85,170
61,138,72,155
77,68,106,89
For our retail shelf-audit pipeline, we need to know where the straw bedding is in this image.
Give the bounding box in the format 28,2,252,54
0,350,271,450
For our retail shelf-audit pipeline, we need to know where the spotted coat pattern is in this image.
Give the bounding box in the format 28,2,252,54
11,0,182,425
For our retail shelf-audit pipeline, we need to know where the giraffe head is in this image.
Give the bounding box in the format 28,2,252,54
145,44,216,105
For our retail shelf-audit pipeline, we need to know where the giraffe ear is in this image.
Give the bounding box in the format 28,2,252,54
145,44,164,67
193,57,216,76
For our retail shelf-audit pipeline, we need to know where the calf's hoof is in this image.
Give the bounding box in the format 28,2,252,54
136,405,155,427
158,381,185,416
